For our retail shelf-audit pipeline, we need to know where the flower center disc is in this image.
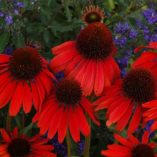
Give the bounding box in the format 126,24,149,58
85,12,102,24
9,47,42,80
76,22,114,60
7,138,31,157
132,144,155,157
55,79,82,105
122,69,156,103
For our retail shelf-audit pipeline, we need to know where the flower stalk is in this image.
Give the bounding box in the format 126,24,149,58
66,130,71,157
83,117,92,157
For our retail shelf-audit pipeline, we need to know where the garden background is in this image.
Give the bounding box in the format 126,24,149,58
0,0,157,157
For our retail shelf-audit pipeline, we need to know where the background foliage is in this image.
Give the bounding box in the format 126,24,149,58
0,0,157,156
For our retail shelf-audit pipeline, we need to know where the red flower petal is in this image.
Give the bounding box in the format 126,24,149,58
76,106,90,136
52,41,75,55
9,81,24,116
0,129,11,142
58,109,68,143
23,82,33,113
81,97,100,126
68,107,80,142
127,105,141,135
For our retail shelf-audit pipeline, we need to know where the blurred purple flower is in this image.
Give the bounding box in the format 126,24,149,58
144,120,155,139
136,19,143,29
143,8,157,24
116,56,129,77
142,26,149,34
15,2,25,8
51,137,67,157
114,22,130,34
4,46,14,55
114,22,137,48
114,36,127,47
77,139,85,156
14,9,19,15
129,29,137,39
5,15,13,25
150,34,157,41
0,12,4,17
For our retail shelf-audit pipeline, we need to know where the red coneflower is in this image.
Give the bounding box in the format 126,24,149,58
50,22,120,96
81,5,106,24
94,67,157,134
132,42,157,132
101,132,157,157
33,79,100,143
0,47,55,116
0,128,56,157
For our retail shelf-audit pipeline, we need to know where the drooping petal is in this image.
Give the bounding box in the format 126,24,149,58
0,80,17,109
114,134,133,148
106,99,130,126
0,129,11,142
80,60,96,95
31,81,40,110
81,97,100,126
50,48,76,71
51,41,75,55
94,61,105,96
76,106,90,136
58,108,68,143
68,107,80,142
127,105,141,135
23,82,33,113
143,100,157,108
116,104,133,131
0,55,10,63
9,81,24,116
47,107,63,139
142,131,149,144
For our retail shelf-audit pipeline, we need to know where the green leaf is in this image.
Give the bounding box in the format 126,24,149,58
43,30,50,44
0,32,10,52
0,32,10,53
15,33,25,48
21,123,34,134
15,115,22,129
106,0,115,11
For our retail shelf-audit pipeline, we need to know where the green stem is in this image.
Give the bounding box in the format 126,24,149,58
66,130,71,157
6,112,12,131
22,111,25,130
83,117,91,157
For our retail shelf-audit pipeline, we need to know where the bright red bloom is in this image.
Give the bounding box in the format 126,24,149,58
132,42,157,132
50,22,120,96
0,128,56,157
95,42,157,134
101,132,157,157
0,47,55,116
94,66,157,134
33,79,100,143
